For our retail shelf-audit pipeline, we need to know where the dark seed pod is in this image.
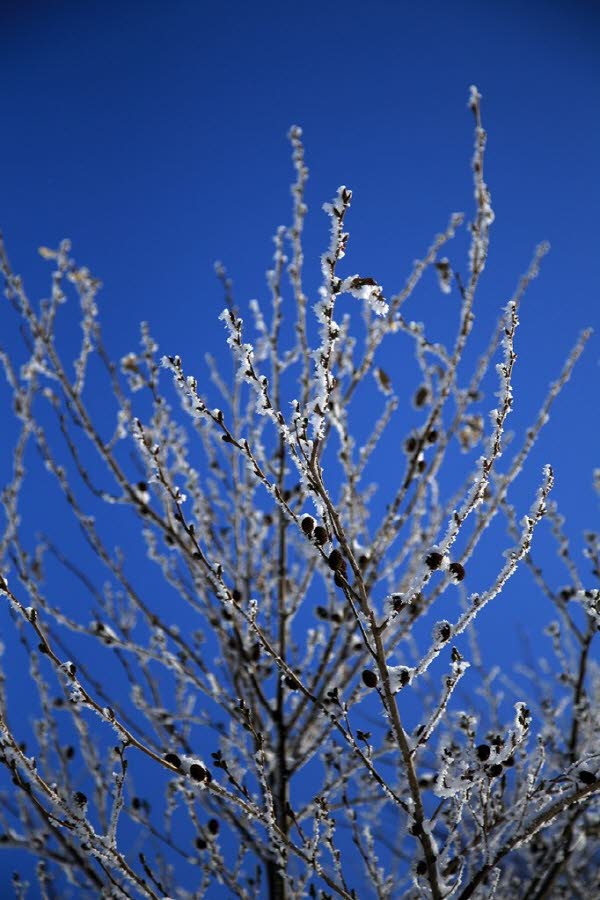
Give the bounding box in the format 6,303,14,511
328,549,345,571
435,621,452,643
425,551,443,570
362,669,378,688
313,525,328,546
476,744,491,761
301,515,315,536
189,763,207,782
164,753,181,769
399,668,411,687
195,836,207,850
578,769,597,785
73,791,87,806
415,860,428,876
487,763,503,778
284,673,301,690
207,818,220,835
449,561,465,582
315,605,329,620
414,385,430,408
333,571,345,588
404,435,418,454
504,755,515,767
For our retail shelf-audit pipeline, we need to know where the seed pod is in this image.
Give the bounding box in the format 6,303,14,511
333,571,345,588
398,668,411,687
165,752,181,769
207,818,220,835
313,525,328,546
425,551,443,570
404,435,418,454
362,669,378,688
301,515,315,536
449,561,465,582
189,763,207,782
578,769,597,785
476,744,491,761
74,791,87,806
328,549,345,571
487,763,503,778
414,385,430,408
435,621,452,642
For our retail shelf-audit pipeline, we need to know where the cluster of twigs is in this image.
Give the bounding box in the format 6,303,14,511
0,87,598,899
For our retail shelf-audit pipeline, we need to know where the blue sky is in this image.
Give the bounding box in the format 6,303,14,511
1,0,599,894
3,0,598,631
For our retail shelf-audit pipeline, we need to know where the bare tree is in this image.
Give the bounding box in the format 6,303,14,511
0,86,598,900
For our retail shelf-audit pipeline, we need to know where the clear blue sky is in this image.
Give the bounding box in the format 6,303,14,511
3,0,598,606
1,0,599,893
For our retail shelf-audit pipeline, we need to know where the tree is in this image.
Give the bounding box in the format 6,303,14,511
0,86,598,900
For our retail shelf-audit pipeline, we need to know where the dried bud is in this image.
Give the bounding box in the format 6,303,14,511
414,385,430,408
404,435,418,454
207,818,220,835
313,525,328,546
449,561,465,582
487,763,503,778
578,769,597,785
476,744,491,761
73,791,87,807
301,515,315,536
328,549,345,572
362,670,378,688
434,621,452,643
425,551,443,570
398,668,411,687
189,763,208,782
333,571,345,588
284,673,301,690
165,753,181,769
